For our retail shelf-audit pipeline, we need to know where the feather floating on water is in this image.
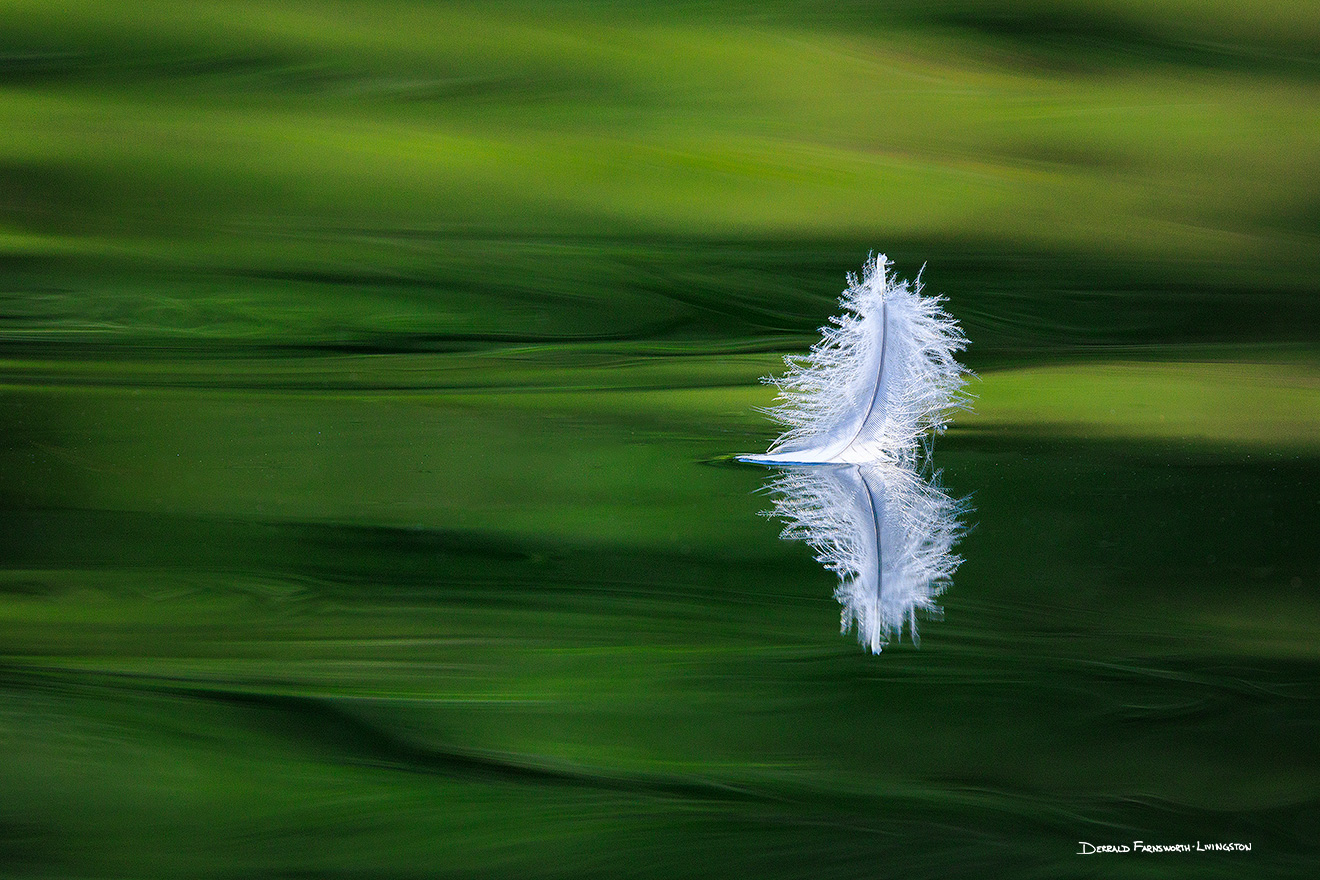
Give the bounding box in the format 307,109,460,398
739,255,969,465
764,463,966,653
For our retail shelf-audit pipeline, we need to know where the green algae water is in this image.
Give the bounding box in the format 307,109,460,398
3,3,1320,877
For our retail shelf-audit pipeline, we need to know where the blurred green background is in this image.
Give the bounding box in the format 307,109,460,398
2,2,1318,877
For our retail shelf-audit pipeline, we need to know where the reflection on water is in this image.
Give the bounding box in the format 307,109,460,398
762,463,967,653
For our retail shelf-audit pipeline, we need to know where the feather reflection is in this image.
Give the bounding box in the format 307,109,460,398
764,463,967,653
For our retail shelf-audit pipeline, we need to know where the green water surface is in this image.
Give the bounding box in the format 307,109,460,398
2,2,1319,878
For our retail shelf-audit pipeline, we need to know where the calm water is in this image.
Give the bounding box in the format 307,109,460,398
3,320,1318,878
4,2,1320,877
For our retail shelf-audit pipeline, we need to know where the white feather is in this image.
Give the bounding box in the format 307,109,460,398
764,463,966,654
739,254,969,465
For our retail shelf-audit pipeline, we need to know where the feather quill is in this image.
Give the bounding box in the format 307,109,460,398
739,254,969,465
764,463,966,653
